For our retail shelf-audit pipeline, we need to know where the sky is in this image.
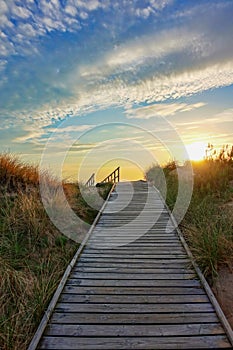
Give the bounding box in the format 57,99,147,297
0,0,233,181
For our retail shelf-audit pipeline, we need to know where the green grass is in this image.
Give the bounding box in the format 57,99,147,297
146,154,233,279
0,153,112,350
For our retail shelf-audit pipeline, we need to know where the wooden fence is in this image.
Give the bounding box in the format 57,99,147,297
85,173,95,187
101,166,120,183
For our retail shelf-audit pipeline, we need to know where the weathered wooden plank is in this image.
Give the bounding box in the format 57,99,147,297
87,241,181,246
66,278,201,287
59,293,209,304
95,227,176,231
92,228,176,232
55,302,214,313
86,245,185,250
63,285,205,295
96,224,175,227
87,241,179,247
38,335,231,349
90,234,178,238
73,267,193,273
78,257,191,264
102,213,170,217
80,253,187,259
82,250,186,255
50,311,218,324
89,237,179,241
87,240,181,245
83,248,186,254
70,272,196,280
98,221,173,224
76,262,192,268
45,323,224,337
99,213,169,217
90,234,177,238
86,242,181,246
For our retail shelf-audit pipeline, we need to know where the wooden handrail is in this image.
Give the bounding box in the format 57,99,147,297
85,173,95,187
101,166,120,183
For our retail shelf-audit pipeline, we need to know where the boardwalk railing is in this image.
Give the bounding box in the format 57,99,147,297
101,166,120,183
85,173,95,187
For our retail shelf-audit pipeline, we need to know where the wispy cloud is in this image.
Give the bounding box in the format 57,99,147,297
125,102,206,119
13,123,95,144
14,128,45,144
48,124,96,134
78,26,206,79
176,108,233,127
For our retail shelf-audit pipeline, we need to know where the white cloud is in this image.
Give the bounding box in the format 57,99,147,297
213,108,233,123
12,6,31,19
0,14,13,28
176,118,220,127
74,60,233,115
28,60,233,128
76,0,102,11
125,102,206,119
134,0,173,19
0,0,8,13
18,23,37,37
128,61,233,103
79,27,199,78
0,39,15,56
0,0,108,63
135,7,152,19
14,128,45,143
13,123,95,144
49,125,95,133
2,59,233,139
65,5,77,16
149,0,173,10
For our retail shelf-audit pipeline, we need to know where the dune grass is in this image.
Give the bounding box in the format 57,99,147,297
0,153,112,350
146,151,233,279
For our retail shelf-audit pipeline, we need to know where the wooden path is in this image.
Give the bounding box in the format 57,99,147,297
29,181,233,349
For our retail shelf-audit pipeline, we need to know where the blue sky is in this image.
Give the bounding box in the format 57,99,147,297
0,0,233,180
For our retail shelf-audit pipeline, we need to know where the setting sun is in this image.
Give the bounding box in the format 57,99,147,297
185,142,207,161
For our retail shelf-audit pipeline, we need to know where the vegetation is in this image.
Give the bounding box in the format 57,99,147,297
0,153,112,350
146,145,233,279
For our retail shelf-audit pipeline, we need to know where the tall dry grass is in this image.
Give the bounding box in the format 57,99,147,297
0,153,111,350
146,149,233,279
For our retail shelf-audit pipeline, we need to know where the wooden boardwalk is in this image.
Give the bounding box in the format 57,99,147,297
29,181,233,349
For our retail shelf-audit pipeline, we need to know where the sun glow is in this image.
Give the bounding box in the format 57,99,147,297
185,141,207,161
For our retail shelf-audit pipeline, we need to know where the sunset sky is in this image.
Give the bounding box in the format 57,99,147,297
0,0,233,181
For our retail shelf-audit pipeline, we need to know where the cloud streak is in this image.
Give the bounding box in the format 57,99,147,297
125,102,206,119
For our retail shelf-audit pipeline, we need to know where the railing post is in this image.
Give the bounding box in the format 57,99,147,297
85,173,95,187
100,167,120,184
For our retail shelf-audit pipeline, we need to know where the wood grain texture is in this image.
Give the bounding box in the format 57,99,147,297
33,181,232,350
38,335,231,349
